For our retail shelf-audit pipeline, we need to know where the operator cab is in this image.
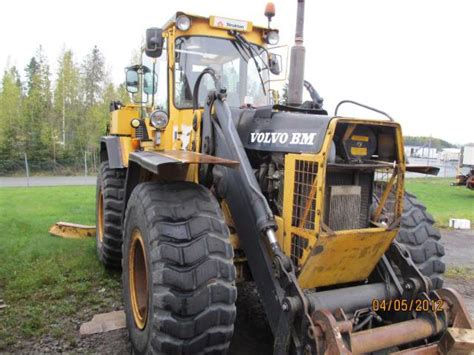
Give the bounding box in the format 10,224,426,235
125,12,282,112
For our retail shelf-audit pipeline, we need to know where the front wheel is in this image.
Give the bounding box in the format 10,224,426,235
122,182,237,354
96,161,125,268
397,191,446,289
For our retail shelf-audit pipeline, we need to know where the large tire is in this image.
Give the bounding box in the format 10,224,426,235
96,161,126,269
396,192,445,289
122,182,237,354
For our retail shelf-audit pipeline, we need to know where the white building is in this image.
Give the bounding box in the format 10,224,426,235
439,148,460,162
404,146,437,159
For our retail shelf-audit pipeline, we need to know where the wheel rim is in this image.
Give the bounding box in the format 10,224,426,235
129,229,149,330
97,188,104,243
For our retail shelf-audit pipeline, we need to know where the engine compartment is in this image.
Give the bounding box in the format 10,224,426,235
233,108,402,235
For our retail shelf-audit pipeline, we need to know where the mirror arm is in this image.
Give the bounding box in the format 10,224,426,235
151,61,156,108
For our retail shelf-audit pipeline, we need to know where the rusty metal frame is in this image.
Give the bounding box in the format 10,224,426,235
373,167,398,222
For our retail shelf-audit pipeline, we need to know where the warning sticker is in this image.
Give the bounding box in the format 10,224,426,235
209,16,252,32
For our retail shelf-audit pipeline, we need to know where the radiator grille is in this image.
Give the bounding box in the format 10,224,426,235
324,171,373,229
291,160,318,230
328,186,361,231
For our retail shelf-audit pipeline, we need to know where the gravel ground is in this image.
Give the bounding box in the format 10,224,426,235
440,229,474,316
11,229,473,353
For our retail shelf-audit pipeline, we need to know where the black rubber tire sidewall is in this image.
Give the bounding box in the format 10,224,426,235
122,199,153,354
397,191,446,289
95,161,126,269
122,181,237,354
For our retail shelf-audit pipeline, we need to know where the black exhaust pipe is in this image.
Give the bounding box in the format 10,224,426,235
287,0,306,106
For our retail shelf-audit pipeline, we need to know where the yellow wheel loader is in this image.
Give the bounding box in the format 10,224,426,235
95,2,473,353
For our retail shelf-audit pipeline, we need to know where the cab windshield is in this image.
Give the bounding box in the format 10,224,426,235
174,36,269,108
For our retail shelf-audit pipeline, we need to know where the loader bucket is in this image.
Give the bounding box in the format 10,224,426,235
49,222,96,239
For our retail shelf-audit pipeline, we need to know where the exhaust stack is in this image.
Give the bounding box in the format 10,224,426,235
287,0,306,106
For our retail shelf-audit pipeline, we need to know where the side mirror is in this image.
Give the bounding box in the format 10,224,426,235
268,52,282,75
145,28,164,58
143,71,158,95
125,68,139,93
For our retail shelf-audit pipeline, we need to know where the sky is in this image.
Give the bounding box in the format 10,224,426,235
1,0,473,144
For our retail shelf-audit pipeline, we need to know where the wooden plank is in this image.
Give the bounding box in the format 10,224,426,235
79,310,126,335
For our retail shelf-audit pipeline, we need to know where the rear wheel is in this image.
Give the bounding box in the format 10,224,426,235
397,192,445,289
96,161,126,268
123,182,237,354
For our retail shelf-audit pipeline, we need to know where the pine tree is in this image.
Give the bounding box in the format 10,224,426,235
82,46,105,108
0,67,23,160
53,48,81,157
23,46,53,159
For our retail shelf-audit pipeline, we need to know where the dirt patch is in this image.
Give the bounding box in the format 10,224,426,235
11,282,272,354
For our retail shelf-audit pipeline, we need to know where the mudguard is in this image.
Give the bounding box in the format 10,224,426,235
100,136,124,169
122,150,239,218
128,150,238,174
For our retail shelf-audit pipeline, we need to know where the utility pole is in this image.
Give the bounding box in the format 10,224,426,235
84,151,88,178
24,153,30,187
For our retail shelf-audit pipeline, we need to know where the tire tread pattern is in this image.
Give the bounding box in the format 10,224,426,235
397,191,445,289
97,161,126,268
124,182,236,354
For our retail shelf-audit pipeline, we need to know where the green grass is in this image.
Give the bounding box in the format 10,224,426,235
0,186,121,350
445,266,474,279
405,178,474,227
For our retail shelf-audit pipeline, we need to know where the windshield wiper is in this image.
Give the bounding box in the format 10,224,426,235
231,40,250,63
229,30,267,96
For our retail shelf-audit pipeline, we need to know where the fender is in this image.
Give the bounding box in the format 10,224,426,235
405,165,440,176
122,150,239,219
100,136,124,169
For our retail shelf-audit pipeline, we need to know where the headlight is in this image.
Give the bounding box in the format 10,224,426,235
265,30,279,45
150,110,169,129
176,15,191,31
130,118,140,128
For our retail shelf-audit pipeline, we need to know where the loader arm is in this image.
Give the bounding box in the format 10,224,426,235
202,84,318,352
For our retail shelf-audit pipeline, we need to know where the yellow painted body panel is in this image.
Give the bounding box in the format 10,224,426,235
119,137,132,167
109,105,141,135
209,15,253,32
279,118,406,289
275,216,285,247
175,16,266,46
297,229,398,288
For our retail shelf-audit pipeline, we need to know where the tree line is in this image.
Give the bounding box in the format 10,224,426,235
0,46,130,171
404,136,456,151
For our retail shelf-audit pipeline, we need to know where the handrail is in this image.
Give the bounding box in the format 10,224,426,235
334,100,394,121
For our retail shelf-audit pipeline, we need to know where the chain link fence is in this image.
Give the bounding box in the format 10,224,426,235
0,151,99,178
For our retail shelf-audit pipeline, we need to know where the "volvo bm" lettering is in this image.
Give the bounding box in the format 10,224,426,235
249,132,317,145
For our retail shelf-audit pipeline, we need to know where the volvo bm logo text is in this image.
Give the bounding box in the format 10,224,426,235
250,132,317,145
